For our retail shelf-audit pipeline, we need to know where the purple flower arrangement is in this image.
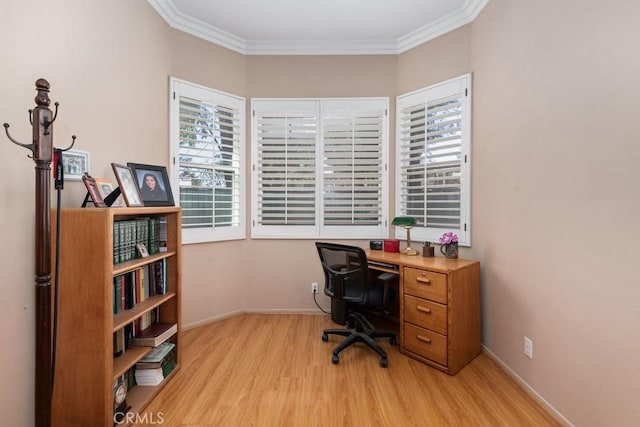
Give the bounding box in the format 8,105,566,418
439,232,459,245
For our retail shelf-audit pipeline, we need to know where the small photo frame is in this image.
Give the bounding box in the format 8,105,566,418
82,173,106,207
127,163,175,207
136,243,149,258
93,177,125,207
111,163,144,207
63,150,90,181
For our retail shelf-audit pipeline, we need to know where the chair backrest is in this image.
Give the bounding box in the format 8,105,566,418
315,242,369,305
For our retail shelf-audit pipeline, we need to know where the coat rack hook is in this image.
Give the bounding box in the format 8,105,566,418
29,109,33,125
43,102,59,135
57,135,76,152
3,123,34,151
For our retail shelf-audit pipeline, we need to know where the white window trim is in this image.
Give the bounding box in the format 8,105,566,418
169,77,246,244
251,97,389,239
395,74,472,246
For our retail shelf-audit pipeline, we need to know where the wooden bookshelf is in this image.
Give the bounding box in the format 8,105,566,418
51,207,182,427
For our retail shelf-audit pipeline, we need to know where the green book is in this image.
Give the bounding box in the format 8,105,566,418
139,342,175,363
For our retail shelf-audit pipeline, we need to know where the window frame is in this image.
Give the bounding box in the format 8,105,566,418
169,77,246,244
251,97,389,239
395,74,472,246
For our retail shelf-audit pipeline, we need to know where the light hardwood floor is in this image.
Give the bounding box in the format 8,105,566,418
135,314,560,426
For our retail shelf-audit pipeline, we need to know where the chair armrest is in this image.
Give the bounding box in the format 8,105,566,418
376,272,398,304
377,272,397,284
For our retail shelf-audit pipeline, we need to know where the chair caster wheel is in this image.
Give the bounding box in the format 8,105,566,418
390,337,397,346
332,354,339,364
322,333,328,342
380,358,388,368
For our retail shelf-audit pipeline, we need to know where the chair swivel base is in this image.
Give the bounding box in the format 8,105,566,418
322,312,397,368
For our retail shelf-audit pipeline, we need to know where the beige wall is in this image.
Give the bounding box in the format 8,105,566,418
396,25,472,94
245,55,398,313
2,0,639,425
466,1,640,425
0,1,172,425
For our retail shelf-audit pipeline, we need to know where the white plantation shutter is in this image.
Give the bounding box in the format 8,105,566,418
254,101,318,237
252,98,388,239
170,78,245,243
321,100,387,236
397,74,471,245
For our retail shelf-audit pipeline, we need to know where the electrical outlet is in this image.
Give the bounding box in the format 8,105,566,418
524,336,533,359
311,282,319,294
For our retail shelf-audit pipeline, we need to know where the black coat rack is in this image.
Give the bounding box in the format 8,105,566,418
3,79,75,427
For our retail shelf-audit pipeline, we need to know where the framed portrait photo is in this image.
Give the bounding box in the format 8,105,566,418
62,149,90,181
127,163,175,207
93,177,125,207
81,173,106,208
111,163,144,207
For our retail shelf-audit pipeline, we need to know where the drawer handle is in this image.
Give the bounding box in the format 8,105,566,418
417,335,432,344
416,276,431,285
416,306,432,314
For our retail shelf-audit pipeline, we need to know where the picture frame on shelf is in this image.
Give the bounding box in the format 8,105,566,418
111,163,144,207
62,149,90,181
136,243,149,258
127,163,175,207
93,177,125,207
81,173,106,207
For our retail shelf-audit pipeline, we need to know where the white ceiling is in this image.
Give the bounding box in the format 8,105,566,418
147,0,489,55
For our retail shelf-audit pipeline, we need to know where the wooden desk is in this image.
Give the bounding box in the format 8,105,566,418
366,250,481,375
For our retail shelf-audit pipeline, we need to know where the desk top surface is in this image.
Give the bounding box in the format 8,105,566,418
365,249,479,273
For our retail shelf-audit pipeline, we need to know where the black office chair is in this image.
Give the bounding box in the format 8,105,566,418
315,242,397,368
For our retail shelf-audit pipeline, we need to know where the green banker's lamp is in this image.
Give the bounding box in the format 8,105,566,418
392,216,419,255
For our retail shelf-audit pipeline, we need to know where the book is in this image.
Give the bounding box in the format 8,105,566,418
135,368,164,386
130,323,177,347
113,329,125,358
150,259,166,295
135,349,176,386
136,347,176,370
157,217,167,252
139,342,176,363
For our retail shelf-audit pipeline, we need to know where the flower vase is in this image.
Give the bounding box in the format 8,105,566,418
440,242,458,259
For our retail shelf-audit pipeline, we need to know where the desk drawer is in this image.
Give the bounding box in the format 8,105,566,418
403,267,447,304
404,295,447,335
403,323,447,366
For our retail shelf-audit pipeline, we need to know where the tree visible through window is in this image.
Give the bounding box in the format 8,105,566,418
397,74,471,246
170,78,245,243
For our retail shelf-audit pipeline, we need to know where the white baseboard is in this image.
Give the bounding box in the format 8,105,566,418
481,345,574,426
182,308,325,331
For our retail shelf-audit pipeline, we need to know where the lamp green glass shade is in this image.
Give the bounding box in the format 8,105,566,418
391,216,416,227
391,216,419,255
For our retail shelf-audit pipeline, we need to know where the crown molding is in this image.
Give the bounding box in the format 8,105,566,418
397,0,490,53
148,0,247,53
148,0,489,56
244,39,400,56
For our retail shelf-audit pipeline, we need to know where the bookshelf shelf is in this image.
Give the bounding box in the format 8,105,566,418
113,292,176,332
113,251,176,276
51,207,182,427
113,346,151,380
126,368,179,416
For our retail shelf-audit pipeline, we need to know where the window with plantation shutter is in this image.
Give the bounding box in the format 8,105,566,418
170,78,245,243
252,98,388,239
254,101,318,236
396,74,471,246
321,100,387,237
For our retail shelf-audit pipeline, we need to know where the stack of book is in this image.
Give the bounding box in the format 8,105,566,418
135,342,176,386
130,322,177,347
